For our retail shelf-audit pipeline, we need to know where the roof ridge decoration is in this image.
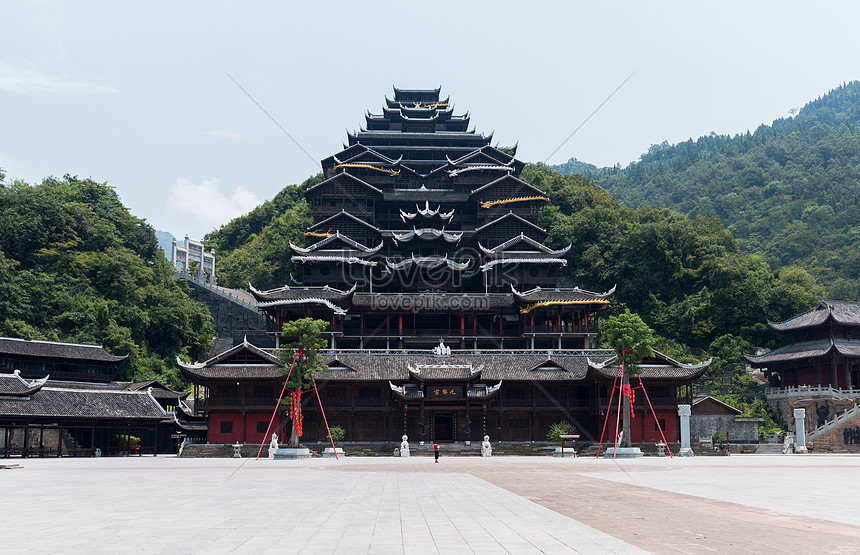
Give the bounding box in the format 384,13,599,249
480,234,571,256
474,211,547,234
399,201,455,223
178,338,286,369
290,232,383,255
0,370,49,397
392,227,463,245
291,255,378,267
333,163,400,176
480,258,567,272
470,174,547,197
306,172,384,196
256,298,348,316
308,210,381,233
448,164,515,177
386,254,470,272
480,195,550,210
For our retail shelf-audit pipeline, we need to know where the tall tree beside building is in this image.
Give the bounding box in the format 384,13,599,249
278,318,329,447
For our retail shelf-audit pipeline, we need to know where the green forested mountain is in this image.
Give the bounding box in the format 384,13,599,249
555,81,860,298
0,174,214,388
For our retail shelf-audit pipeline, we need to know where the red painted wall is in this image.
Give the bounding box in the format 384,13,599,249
208,412,283,444
603,409,679,443
209,412,244,444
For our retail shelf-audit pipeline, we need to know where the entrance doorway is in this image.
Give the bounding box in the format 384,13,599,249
434,414,454,441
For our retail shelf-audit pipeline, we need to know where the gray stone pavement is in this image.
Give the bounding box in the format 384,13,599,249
1,454,859,553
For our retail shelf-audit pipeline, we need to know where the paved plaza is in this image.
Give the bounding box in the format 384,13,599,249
2,454,860,554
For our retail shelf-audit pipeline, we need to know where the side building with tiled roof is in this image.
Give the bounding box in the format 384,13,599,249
181,87,710,446
1,338,202,457
746,299,860,389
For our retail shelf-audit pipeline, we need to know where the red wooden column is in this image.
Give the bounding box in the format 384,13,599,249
460,313,465,335
398,313,403,334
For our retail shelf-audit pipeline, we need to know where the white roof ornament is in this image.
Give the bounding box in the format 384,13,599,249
432,339,452,357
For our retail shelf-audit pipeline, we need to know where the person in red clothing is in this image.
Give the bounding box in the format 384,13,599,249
434,442,439,463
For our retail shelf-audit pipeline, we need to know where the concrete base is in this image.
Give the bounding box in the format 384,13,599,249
795,446,808,454
322,447,345,459
679,447,695,457
602,447,643,458
273,447,311,460
552,448,576,458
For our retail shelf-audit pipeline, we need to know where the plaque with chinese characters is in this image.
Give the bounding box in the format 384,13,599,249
427,386,464,399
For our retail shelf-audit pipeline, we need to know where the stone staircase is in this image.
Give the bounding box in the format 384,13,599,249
808,402,860,442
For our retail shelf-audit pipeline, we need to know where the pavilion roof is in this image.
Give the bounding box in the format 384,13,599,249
745,338,860,365
0,337,127,363
768,300,860,332
249,283,357,303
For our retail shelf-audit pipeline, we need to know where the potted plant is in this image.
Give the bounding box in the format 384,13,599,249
547,421,578,457
323,426,345,458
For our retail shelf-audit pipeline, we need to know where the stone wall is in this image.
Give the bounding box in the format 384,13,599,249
184,281,272,348
691,415,761,443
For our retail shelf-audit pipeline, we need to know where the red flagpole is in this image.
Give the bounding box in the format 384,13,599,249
312,375,338,459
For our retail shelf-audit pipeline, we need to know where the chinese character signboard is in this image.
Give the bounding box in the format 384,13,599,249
427,386,464,399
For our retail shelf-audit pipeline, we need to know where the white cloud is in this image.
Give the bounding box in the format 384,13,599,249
0,62,117,94
205,129,244,141
166,178,260,238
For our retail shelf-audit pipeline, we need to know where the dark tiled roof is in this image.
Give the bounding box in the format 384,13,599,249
769,300,860,331
0,386,166,420
588,350,711,380
315,352,616,382
0,371,47,396
745,338,860,364
408,364,481,381
0,337,127,362
249,284,356,303
178,364,284,381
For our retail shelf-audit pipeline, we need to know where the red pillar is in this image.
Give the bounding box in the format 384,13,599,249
398,313,403,334
460,313,465,335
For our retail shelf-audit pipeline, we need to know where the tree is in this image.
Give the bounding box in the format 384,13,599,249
600,309,656,448
277,318,329,448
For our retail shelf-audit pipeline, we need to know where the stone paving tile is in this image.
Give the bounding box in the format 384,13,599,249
11,455,860,553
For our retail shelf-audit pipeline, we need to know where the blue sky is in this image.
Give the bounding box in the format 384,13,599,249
3,1,860,239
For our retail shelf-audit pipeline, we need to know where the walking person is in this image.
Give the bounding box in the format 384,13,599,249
434,442,439,463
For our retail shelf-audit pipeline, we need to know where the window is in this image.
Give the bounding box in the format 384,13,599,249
256,421,269,434
220,421,233,434
21,361,45,371
654,419,666,432
329,200,337,207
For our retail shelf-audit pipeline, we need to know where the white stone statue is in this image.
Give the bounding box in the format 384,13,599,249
432,339,451,357
481,435,492,457
400,434,410,457
268,433,279,459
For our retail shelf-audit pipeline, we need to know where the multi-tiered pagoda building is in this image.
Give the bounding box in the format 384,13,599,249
181,88,707,445
256,86,606,351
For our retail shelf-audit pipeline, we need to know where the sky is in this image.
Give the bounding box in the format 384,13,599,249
3,1,860,240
